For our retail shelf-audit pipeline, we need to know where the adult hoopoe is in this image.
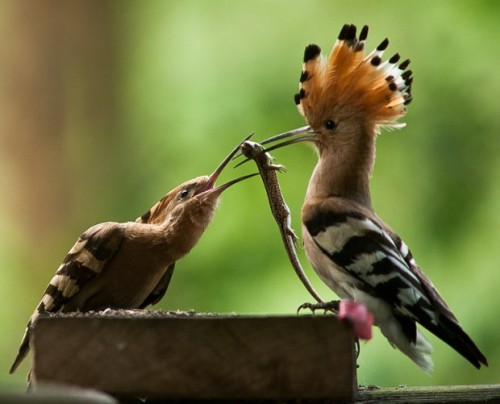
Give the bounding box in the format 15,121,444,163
10,137,256,376
261,24,487,372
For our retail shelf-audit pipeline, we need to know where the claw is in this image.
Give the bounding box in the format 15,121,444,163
297,300,340,314
297,302,315,315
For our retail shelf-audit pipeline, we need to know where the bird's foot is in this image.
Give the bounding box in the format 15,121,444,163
297,299,340,315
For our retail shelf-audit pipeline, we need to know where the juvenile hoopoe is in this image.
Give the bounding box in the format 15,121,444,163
261,24,487,372
10,138,256,376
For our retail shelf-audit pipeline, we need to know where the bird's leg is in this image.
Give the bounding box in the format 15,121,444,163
297,299,340,314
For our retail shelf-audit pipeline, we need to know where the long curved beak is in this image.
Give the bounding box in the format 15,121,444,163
234,125,316,167
259,125,314,147
196,133,257,197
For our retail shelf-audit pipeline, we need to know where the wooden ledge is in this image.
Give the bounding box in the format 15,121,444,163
32,311,356,400
357,384,500,403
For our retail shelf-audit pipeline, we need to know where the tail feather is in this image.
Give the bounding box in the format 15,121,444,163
10,296,51,374
380,309,487,371
411,330,434,373
379,315,434,373
424,314,488,369
9,321,31,374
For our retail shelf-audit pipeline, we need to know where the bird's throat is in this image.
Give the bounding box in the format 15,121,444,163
306,137,375,209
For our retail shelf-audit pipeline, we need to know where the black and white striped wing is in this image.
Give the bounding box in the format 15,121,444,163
10,222,124,374
39,222,125,313
305,211,436,331
305,209,487,368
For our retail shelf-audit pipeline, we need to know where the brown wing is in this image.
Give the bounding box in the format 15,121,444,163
10,222,124,374
139,263,175,309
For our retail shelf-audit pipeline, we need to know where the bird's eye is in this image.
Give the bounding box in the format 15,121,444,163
324,120,337,130
179,189,190,199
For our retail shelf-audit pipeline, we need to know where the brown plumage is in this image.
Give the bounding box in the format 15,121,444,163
259,24,486,371
10,138,255,376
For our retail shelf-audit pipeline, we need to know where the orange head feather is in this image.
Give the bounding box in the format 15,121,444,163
294,24,413,136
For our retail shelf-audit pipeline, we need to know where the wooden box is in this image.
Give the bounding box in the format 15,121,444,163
32,311,356,400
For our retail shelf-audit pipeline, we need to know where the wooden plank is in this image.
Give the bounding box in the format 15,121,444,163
357,384,500,403
32,311,356,400
3,384,499,403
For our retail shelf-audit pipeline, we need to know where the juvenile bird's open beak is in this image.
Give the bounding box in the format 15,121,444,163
207,172,258,196
196,134,257,197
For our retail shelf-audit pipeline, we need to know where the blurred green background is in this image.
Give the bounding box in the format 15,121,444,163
1,0,499,392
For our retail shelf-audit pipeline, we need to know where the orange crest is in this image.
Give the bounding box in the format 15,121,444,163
294,24,413,133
